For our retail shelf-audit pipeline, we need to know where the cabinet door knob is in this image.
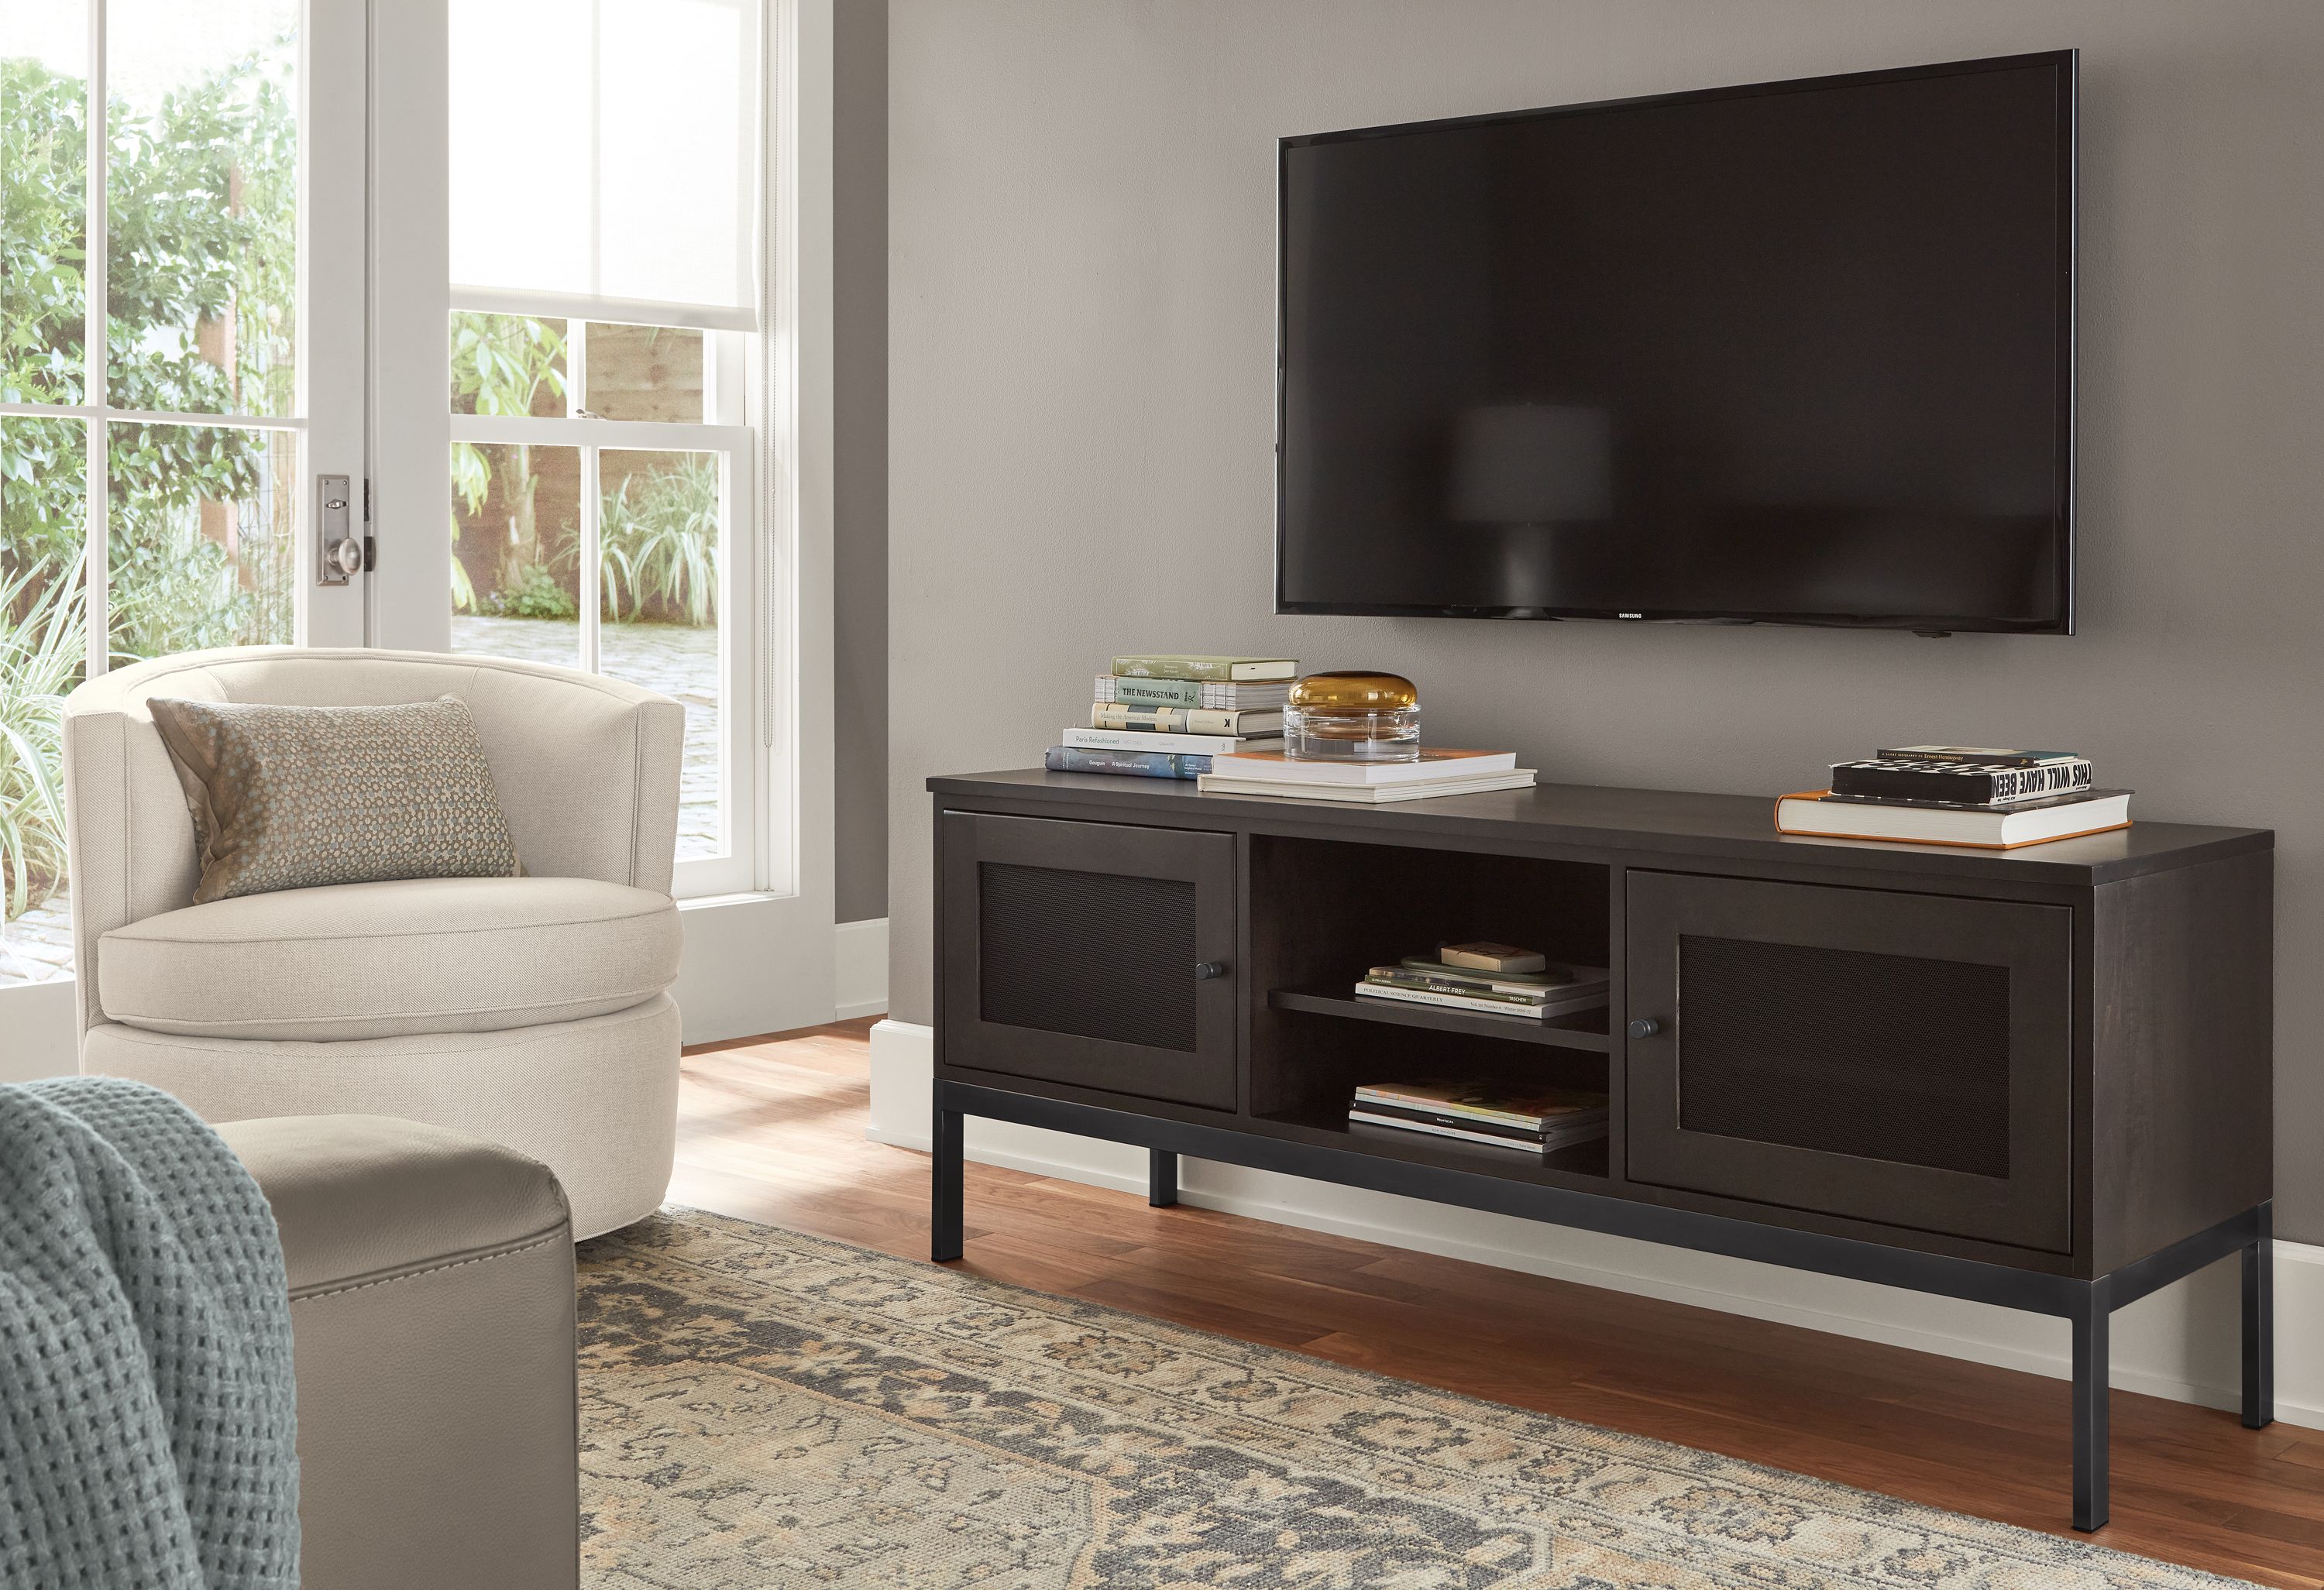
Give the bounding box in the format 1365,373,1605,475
1194,960,1230,980
1628,1017,1663,1039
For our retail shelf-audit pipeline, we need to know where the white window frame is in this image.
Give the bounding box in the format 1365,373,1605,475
440,0,765,902
445,339,759,898
0,0,370,662
370,0,837,1037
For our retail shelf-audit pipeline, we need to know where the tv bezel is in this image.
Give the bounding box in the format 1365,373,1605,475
1274,50,2079,635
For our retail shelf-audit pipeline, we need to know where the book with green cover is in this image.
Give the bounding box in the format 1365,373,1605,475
1095,675,1292,709
1109,653,1298,682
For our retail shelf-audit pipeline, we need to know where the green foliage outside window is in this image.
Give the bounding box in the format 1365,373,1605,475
1,45,294,919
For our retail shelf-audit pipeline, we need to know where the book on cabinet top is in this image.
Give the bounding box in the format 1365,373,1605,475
1091,703,1283,737
1199,769,1536,804
1109,654,1298,682
1831,756,2092,807
1874,745,2083,767
1208,747,1517,784
1776,789,2131,849
1095,675,1291,710
1045,746,1210,781
1065,725,1279,758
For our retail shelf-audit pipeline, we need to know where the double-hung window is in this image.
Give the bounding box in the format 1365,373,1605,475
444,0,765,898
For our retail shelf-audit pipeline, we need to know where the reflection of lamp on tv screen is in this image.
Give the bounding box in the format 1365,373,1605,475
1448,405,1614,613
1277,51,2077,634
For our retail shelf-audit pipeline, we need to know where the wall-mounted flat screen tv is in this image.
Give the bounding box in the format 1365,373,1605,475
1277,51,2077,633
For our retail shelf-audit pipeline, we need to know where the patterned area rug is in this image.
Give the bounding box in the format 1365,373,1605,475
576,1209,2254,1588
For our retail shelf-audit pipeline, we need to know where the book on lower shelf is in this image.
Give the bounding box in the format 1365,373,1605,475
1353,963,1610,1020
1348,1080,1609,1154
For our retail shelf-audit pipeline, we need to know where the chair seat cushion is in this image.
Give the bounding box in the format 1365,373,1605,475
98,876,679,1041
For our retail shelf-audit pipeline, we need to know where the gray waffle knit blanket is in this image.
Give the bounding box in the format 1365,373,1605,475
0,1077,299,1589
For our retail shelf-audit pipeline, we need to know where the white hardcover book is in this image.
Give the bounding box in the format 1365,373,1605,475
1775,790,2131,849
1208,747,1518,785
1090,704,1284,737
1198,770,1536,803
1065,726,1282,757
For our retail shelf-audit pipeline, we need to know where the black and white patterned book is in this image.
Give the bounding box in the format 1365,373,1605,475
1831,754,2093,806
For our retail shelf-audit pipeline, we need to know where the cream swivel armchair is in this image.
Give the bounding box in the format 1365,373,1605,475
62,647,685,1238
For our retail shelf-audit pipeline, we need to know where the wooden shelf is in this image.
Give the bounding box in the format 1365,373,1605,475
1270,986,1611,1053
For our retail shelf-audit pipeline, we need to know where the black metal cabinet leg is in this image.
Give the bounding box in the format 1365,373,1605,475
1150,1149,1180,1208
931,1085,964,1262
2244,1200,2275,1430
2071,1277,2112,1532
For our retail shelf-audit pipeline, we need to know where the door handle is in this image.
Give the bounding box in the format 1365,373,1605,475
1194,961,1230,980
1628,1017,1663,1039
317,474,362,585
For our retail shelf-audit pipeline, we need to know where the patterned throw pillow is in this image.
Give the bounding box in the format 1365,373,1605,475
146,695,523,905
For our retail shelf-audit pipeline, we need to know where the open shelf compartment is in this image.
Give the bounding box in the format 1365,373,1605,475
1246,833,1616,1185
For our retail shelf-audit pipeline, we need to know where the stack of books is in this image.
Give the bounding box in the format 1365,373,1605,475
1776,746,2131,850
1045,654,1297,781
1198,747,1536,804
1354,943,1611,1022
1349,1080,1609,1154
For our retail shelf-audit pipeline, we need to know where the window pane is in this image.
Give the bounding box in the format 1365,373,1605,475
108,421,295,659
598,450,721,860
583,323,703,423
0,416,86,983
451,441,583,666
450,312,568,417
106,0,298,417
0,2,90,405
449,0,755,312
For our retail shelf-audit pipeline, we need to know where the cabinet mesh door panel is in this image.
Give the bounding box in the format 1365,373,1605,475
1676,936,2011,1177
978,863,1198,1051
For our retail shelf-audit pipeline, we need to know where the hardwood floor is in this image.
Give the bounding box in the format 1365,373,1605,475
670,1021,2324,1587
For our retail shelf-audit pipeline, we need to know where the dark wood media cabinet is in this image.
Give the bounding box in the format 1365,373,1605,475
927,769,2275,1530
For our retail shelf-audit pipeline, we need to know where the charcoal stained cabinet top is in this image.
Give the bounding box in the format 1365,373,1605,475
931,769,2273,1282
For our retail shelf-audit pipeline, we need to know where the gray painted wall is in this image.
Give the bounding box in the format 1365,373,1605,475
834,0,889,923
888,1,2324,1235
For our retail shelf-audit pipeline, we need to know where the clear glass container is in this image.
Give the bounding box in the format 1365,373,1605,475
1284,671,1422,761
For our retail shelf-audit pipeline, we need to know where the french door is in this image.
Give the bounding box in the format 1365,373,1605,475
0,0,367,1025
2,0,837,1050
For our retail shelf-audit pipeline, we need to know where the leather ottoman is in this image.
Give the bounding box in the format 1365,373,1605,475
220,1114,579,1590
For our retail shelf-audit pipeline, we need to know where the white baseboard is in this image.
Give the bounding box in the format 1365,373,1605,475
674,894,837,1044
834,919,889,1019
865,1018,2324,1430
0,978,81,1082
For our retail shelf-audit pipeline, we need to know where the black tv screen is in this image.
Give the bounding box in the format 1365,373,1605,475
1277,52,2076,633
